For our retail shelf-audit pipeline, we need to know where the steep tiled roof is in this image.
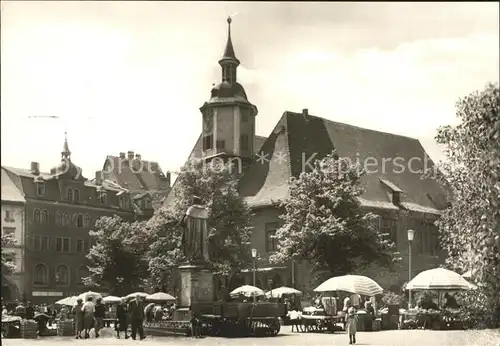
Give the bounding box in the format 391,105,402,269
103,156,170,192
1,167,25,203
239,111,448,212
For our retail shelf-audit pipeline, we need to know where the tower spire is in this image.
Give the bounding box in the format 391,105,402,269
61,130,71,160
219,16,240,84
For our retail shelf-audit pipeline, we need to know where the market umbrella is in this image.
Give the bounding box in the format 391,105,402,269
406,268,474,291
266,286,302,298
78,291,102,302
55,296,78,306
230,285,265,297
146,292,175,302
102,295,122,304
314,275,383,296
125,292,149,300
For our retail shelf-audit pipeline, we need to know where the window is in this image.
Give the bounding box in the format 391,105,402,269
33,209,41,223
55,265,70,286
119,196,129,209
74,189,80,202
67,188,73,201
63,213,70,226
144,198,152,209
37,182,46,196
240,134,249,151
98,193,107,204
77,266,89,286
56,237,70,252
241,112,248,122
379,217,397,244
83,215,90,228
55,211,62,225
203,134,213,151
2,227,15,236
33,236,41,250
4,210,14,222
265,222,279,252
33,263,48,285
41,236,48,250
216,140,225,150
76,239,84,253
41,210,49,224
76,214,83,228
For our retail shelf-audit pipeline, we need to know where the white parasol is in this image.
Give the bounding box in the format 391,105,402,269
406,268,475,291
230,285,265,297
55,296,79,306
102,295,122,304
125,292,149,300
314,275,383,296
78,291,102,302
266,286,302,298
146,292,175,302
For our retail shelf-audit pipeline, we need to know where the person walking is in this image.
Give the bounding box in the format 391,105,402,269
115,298,129,339
346,306,358,344
128,295,146,340
72,299,84,339
94,298,105,338
81,297,95,339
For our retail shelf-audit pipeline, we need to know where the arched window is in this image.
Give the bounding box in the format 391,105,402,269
33,263,48,285
76,214,83,228
33,209,41,223
67,188,73,201
77,266,89,286
83,215,90,228
63,213,70,226
56,265,70,286
41,209,49,224
74,189,80,202
55,211,62,225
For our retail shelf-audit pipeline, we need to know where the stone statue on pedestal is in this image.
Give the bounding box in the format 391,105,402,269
181,196,210,263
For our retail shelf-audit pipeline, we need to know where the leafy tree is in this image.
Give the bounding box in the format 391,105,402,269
433,83,500,326
147,158,253,289
85,216,151,296
1,233,16,276
270,152,399,276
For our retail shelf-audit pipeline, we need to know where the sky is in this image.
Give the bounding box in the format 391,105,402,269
1,2,499,180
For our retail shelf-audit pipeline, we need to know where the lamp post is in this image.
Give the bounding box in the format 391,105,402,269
407,229,415,309
251,248,257,287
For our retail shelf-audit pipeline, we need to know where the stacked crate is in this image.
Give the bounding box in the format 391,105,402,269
57,320,75,336
20,319,38,339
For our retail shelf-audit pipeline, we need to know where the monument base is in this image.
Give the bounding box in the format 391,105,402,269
178,263,214,311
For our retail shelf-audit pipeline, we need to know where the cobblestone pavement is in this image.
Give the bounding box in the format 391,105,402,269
2,326,499,346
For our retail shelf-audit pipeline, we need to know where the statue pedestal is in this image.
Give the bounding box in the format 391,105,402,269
178,263,214,309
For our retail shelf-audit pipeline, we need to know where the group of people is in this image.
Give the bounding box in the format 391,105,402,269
71,294,146,340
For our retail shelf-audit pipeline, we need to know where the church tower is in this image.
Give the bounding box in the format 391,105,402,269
199,17,258,167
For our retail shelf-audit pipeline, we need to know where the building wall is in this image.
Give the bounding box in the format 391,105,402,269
249,205,445,293
23,199,134,303
1,202,25,299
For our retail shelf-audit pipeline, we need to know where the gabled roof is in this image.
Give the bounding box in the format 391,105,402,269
239,111,448,213
103,156,170,193
164,135,267,206
1,167,25,203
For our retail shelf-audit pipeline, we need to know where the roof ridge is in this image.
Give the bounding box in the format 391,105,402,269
284,111,421,142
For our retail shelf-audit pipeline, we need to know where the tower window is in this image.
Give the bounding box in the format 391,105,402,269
240,134,249,151
203,135,213,151
67,188,73,201
216,140,225,150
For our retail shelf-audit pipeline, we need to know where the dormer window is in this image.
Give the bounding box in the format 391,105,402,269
37,182,46,196
392,191,401,205
144,198,152,209
98,192,107,204
119,196,129,209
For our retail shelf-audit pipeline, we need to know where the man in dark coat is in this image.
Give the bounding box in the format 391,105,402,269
127,294,146,340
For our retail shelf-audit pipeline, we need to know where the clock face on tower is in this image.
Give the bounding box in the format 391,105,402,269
203,110,213,132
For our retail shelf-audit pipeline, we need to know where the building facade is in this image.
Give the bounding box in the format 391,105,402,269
166,18,449,294
1,168,26,301
2,136,137,303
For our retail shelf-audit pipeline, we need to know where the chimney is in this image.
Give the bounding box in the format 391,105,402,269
302,108,309,117
135,153,141,161
95,171,103,186
165,172,171,187
119,152,126,159
30,162,40,175
127,151,134,160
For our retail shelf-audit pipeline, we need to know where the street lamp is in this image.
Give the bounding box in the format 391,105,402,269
407,229,415,309
251,248,257,287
